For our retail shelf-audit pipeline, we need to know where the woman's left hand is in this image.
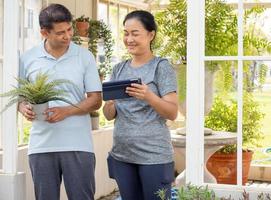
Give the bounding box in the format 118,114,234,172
126,83,150,100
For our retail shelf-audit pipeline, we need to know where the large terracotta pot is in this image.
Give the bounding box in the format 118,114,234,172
75,21,89,37
207,150,253,185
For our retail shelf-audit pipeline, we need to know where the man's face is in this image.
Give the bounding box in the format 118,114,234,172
41,22,73,49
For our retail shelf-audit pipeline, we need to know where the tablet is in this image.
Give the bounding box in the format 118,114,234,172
102,78,142,100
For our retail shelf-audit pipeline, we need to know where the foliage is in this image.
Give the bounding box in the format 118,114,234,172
0,72,77,112
72,18,114,76
90,110,99,117
205,93,264,153
177,184,220,200
155,0,237,67
75,15,89,22
155,0,271,96
258,63,268,88
158,184,271,200
157,184,222,200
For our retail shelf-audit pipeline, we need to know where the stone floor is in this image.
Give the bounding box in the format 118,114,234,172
97,190,120,200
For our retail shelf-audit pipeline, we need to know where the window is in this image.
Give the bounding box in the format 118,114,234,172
186,0,271,196
98,1,137,64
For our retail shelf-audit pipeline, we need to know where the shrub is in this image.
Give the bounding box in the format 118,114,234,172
205,93,264,153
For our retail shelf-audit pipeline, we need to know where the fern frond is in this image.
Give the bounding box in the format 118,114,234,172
0,72,79,112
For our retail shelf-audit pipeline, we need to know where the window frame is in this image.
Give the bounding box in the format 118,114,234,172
187,0,271,196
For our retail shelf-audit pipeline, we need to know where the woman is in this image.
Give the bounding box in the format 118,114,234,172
103,10,178,200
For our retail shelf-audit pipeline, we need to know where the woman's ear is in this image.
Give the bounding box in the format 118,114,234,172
149,31,155,41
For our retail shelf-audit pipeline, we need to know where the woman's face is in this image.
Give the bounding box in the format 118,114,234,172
123,18,155,56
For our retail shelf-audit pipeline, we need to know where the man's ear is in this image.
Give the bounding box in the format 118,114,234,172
40,29,49,39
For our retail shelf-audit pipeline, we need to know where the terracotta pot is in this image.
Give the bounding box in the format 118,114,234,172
207,150,253,185
75,21,89,37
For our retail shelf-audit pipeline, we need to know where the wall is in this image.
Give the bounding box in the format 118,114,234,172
23,0,43,51
0,128,117,200
47,0,94,18
0,0,3,150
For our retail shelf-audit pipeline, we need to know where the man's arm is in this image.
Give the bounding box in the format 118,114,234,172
45,91,102,123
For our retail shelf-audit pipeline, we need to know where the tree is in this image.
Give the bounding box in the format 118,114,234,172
155,0,271,94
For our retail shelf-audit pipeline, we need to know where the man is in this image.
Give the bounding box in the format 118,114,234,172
18,4,102,200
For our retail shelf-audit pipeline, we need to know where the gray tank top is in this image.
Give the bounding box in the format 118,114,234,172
110,57,177,164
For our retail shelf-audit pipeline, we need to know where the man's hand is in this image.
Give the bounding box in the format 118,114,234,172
18,102,36,121
45,106,72,123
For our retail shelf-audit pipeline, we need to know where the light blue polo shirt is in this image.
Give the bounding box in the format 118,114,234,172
19,41,102,155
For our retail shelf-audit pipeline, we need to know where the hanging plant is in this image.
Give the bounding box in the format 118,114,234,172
72,18,114,77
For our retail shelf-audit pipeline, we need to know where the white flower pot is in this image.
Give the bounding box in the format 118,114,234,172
31,102,49,121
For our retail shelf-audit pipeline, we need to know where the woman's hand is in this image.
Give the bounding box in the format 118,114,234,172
18,102,36,121
126,83,151,100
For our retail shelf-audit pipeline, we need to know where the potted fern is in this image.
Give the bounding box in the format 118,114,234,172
0,72,77,120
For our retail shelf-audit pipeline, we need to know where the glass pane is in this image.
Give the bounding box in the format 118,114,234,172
243,60,271,174
205,61,238,185
109,3,119,64
244,7,271,56
98,2,108,24
117,6,128,60
205,0,238,56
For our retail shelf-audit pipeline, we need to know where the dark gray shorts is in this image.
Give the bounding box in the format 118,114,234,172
29,151,95,200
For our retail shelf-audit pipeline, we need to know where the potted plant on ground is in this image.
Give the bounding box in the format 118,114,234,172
0,72,78,120
205,93,264,184
90,110,99,130
75,15,90,37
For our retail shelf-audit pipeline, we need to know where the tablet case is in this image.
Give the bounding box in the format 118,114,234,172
102,78,142,100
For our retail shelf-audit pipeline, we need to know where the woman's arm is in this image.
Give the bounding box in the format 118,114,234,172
103,100,117,121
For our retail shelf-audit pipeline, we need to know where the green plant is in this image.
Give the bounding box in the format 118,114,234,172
158,184,271,200
155,0,271,97
72,18,114,76
0,72,77,112
157,184,223,200
205,93,264,153
90,110,99,117
75,15,89,22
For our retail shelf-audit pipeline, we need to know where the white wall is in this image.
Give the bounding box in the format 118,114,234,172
23,0,43,51
47,0,93,18
0,0,3,150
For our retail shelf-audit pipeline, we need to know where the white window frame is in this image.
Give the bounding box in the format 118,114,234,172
187,0,271,197
1,0,20,173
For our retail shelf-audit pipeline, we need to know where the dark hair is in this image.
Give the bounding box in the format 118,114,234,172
123,10,157,49
39,4,72,30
